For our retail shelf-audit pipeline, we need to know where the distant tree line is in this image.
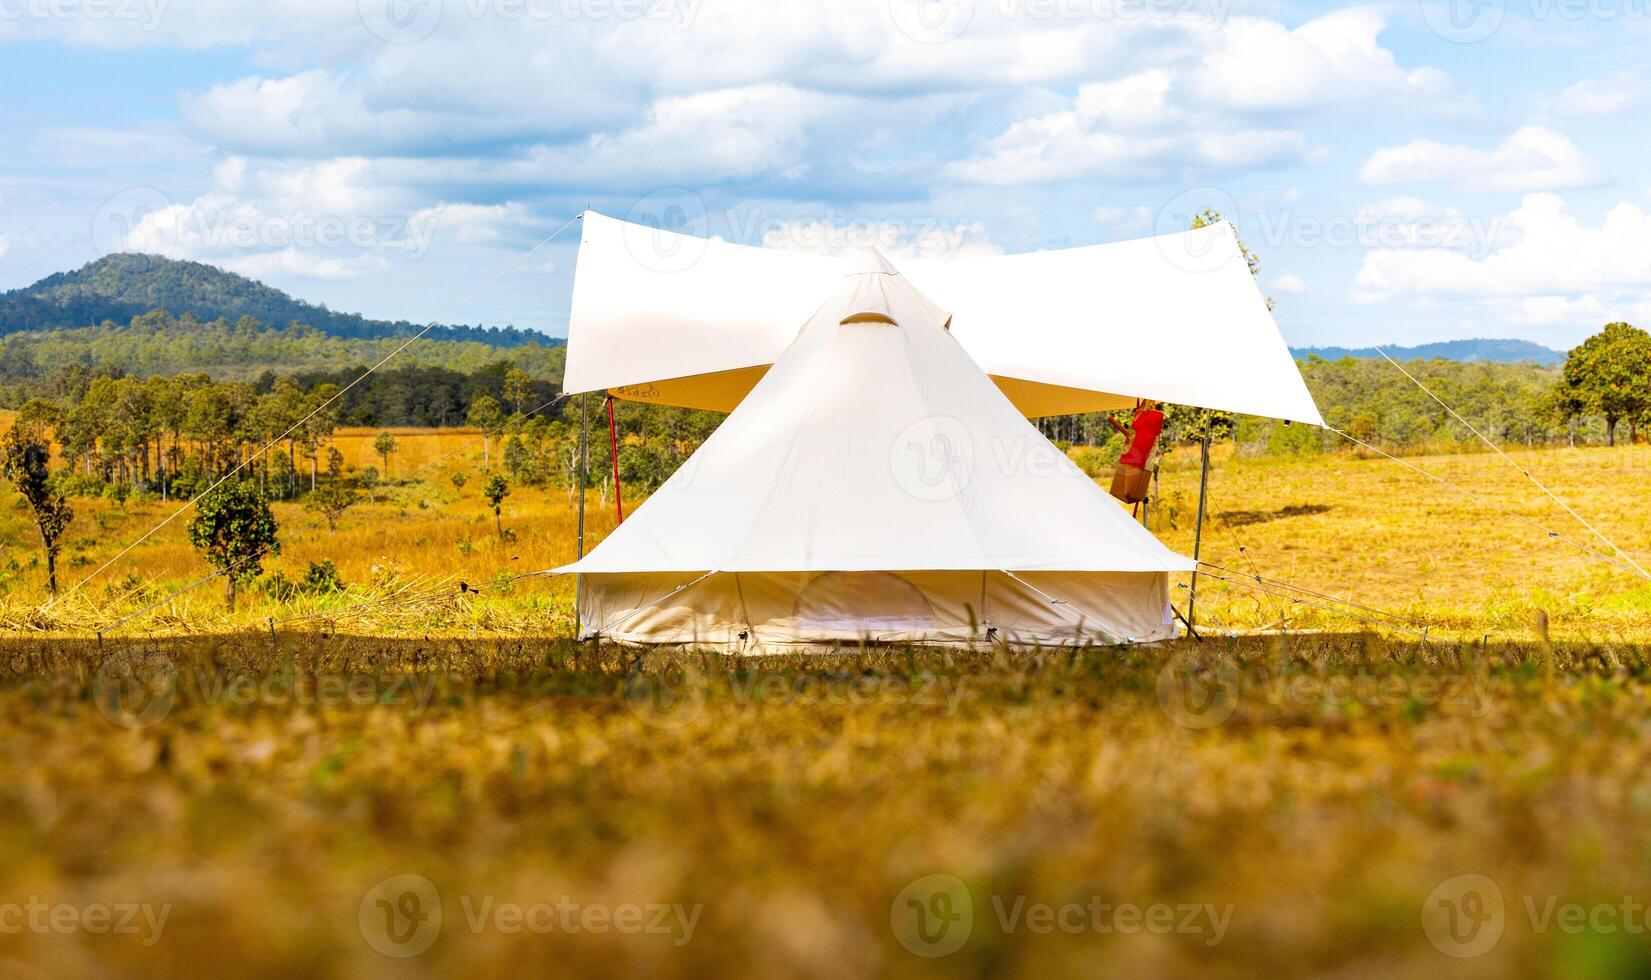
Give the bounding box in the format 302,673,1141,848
1036,322,1650,460
11,357,563,433
3,363,726,509
0,309,565,397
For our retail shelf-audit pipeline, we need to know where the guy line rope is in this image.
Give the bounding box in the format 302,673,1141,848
1239,229,1648,581
1193,568,1436,642
1193,559,1424,633
1184,479,1292,629
46,212,584,615
1368,344,1650,579
1322,425,1651,582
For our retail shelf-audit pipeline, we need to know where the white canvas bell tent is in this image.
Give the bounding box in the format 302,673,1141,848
553,212,1322,650
557,246,1198,649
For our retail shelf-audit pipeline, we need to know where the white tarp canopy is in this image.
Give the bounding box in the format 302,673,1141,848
564,210,1324,425
559,249,1191,648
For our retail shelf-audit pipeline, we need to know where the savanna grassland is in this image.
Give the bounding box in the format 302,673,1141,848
6,422,1647,639
2,424,1651,978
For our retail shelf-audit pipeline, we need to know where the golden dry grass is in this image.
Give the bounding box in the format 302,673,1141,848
2,425,1647,642
1151,440,1651,639
2,426,1651,977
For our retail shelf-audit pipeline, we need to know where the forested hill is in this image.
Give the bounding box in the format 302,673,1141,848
1290,338,1563,366
0,253,554,347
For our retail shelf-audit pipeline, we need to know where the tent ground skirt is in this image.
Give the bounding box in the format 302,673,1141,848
578,570,1177,651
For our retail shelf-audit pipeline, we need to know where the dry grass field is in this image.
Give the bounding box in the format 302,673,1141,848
3,424,1647,640
1,425,1650,978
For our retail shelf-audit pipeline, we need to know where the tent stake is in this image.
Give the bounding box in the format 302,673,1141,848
1188,431,1211,632
575,392,588,639
1170,602,1202,642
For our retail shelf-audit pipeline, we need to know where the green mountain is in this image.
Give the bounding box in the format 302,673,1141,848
0,253,554,347
1291,338,1563,366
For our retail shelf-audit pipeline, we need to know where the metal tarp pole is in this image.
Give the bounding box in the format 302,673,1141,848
1188,431,1211,630
607,394,625,523
575,392,588,638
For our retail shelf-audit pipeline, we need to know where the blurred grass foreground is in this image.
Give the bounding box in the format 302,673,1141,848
3,633,1651,977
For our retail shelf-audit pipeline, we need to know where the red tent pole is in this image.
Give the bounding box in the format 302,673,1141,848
606,394,625,523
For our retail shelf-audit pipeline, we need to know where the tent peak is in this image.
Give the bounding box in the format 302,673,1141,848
844,246,901,277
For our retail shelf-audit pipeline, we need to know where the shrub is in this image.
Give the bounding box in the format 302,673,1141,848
301,559,344,595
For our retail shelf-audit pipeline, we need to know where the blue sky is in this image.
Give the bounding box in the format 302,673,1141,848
1,0,1648,348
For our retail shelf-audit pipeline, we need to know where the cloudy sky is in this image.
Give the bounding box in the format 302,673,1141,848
1,0,1647,348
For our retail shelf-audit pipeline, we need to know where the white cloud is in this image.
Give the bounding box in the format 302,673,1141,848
1193,9,1469,114
1090,204,1153,234
183,72,425,156
1358,125,1602,192
942,8,1459,187
0,234,9,258
145,1,1462,196
182,62,632,157
943,102,1309,185
1270,273,1308,294
1508,295,1606,327
103,157,523,276
1353,193,1651,327
408,203,536,247
1074,70,1178,130
153,1,1220,162
182,70,581,157
1550,71,1642,116
497,84,842,189
45,124,209,165
223,248,389,281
